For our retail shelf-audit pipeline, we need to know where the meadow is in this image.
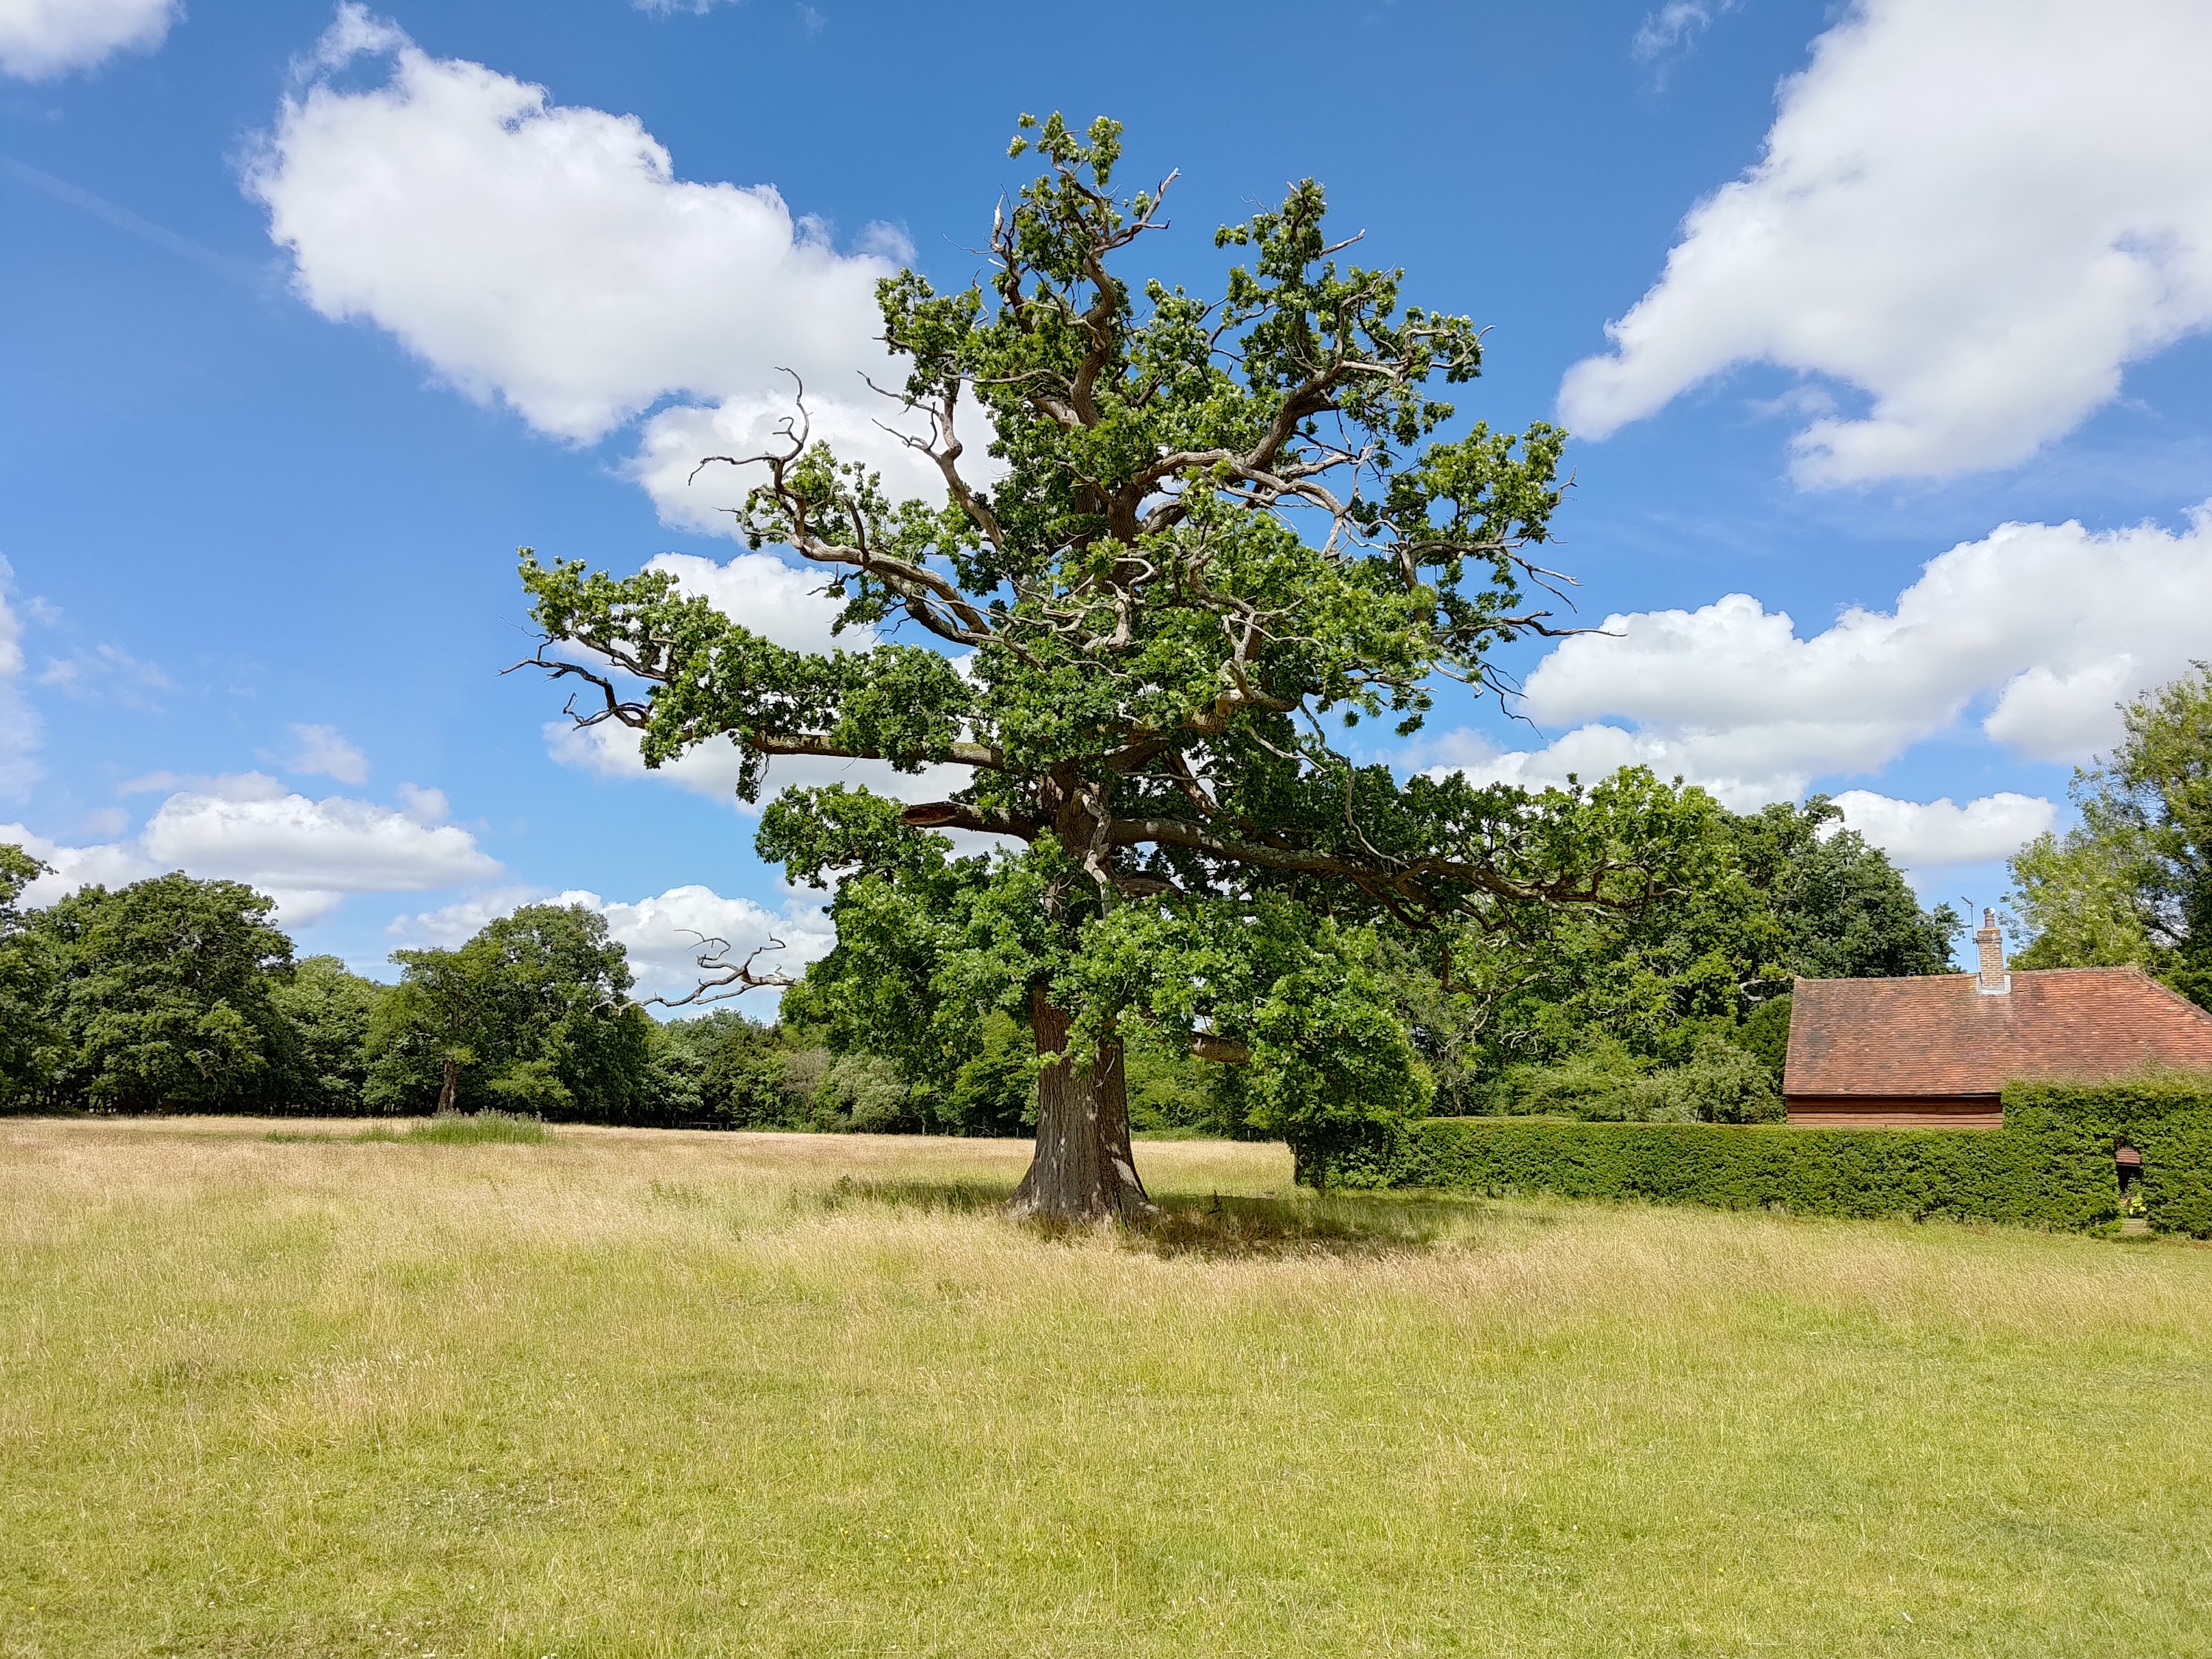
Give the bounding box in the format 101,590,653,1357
3,1119,2209,1658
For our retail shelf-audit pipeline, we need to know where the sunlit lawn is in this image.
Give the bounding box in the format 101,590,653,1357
3,1116,2208,1657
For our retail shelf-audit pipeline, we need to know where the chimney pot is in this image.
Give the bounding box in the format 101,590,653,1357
1975,906,2008,994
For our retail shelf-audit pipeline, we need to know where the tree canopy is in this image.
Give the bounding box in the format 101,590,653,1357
519,116,1753,1212
1384,796,1958,1115
2008,663,2212,1006
0,844,53,1102
32,872,299,1114
367,904,655,1119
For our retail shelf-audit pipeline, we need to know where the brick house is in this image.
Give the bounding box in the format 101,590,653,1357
1782,910,2212,1127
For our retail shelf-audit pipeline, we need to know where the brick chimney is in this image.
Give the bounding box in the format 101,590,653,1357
1975,907,2009,995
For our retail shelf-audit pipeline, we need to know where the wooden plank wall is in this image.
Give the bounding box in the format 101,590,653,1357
1784,1095,2006,1130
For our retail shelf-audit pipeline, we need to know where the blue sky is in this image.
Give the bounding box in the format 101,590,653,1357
4,0,2210,997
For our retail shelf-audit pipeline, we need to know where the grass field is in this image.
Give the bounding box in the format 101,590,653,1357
3,1119,2210,1657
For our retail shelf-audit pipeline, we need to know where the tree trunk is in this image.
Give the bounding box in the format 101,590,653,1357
436,1055,459,1116
1009,987,1155,1222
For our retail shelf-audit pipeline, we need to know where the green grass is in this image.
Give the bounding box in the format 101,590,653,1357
4,1119,2211,1657
266,1110,550,1147
376,1109,549,1146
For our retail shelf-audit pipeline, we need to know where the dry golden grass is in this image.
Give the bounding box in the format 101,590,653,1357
3,1116,2209,1657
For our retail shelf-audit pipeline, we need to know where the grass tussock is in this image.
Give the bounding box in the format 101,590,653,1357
265,1108,550,1147
380,1107,549,1145
3,1116,2211,1658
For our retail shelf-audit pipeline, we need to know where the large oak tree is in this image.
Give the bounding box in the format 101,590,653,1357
521,116,1716,1218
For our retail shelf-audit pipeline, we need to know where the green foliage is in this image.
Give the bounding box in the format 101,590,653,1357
2008,664,2212,1005
816,1051,924,1133
268,956,383,1114
30,874,299,1113
366,905,653,1120
1385,1070,2212,1237
1242,927,1433,1188
2008,830,2157,970
649,1009,791,1127
951,1010,1037,1136
1730,797,1961,981
1638,1037,1787,1124
1497,1033,1652,1118
1493,1031,1783,1124
1736,992,1792,1082
1382,796,1951,1114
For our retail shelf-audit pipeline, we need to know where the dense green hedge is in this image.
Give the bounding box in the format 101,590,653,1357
1380,1119,2112,1229
1352,1073,2212,1237
2004,1075,2212,1238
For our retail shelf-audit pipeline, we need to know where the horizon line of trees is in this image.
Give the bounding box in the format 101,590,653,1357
1,772,1970,1131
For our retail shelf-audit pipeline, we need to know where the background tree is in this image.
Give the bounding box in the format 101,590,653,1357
268,956,386,1115
521,115,1725,1214
33,873,299,1113
0,845,55,1107
1731,797,1959,981
648,1009,789,1126
367,904,653,1117
2008,663,2212,1004
1382,795,1956,1116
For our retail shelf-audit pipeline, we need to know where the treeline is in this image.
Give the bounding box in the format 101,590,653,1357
0,853,1054,1129
0,785,1958,1130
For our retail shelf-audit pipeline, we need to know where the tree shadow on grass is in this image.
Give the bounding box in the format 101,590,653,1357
1135,1190,1553,1259
807,1176,1551,1260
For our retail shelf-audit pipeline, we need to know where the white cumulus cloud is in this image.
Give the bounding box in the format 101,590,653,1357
571,883,834,1005
1560,0,2212,484
243,5,933,521
547,719,970,817
630,394,957,535
0,0,177,80
0,823,156,906
139,774,500,921
3,773,501,926
643,551,877,655
1429,503,2212,807
1827,790,2055,870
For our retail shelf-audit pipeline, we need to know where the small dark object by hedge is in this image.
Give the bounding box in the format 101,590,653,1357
1358,1071,2212,1236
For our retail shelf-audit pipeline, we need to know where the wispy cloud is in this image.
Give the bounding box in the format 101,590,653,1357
270,723,370,785
1633,0,1739,66
1,159,251,281
35,642,172,710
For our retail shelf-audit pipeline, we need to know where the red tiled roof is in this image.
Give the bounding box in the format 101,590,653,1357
1783,967,2212,1099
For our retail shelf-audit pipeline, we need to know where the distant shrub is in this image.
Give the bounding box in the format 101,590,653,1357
950,1012,1037,1137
